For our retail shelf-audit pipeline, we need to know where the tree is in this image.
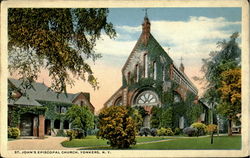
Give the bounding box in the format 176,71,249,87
8,8,116,93
217,68,241,136
206,124,217,144
97,106,137,149
65,105,94,137
195,32,241,135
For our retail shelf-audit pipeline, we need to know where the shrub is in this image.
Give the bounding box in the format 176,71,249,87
165,128,174,136
150,128,157,137
97,106,137,149
56,129,67,137
87,129,99,135
174,128,181,135
183,127,197,137
191,122,207,136
66,130,77,141
8,127,20,139
206,124,217,134
139,127,151,136
157,128,174,136
157,128,166,136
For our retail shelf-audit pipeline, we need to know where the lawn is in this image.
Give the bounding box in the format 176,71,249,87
62,135,241,150
61,136,169,148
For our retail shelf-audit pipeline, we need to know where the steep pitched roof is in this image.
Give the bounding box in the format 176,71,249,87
8,78,90,106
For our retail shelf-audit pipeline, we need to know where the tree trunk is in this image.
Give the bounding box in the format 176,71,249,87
228,120,232,136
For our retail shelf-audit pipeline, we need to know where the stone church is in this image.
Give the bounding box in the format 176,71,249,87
104,15,207,129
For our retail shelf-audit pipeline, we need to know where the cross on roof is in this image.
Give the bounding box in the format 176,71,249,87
179,57,184,63
143,8,149,17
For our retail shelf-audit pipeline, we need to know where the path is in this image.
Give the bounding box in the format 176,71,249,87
8,136,79,150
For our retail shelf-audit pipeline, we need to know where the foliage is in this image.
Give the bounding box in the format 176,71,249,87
183,127,198,137
66,130,77,141
160,107,173,128
150,128,157,137
8,127,20,139
139,127,151,136
8,8,116,93
150,106,161,128
217,68,241,121
174,128,181,135
65,105,94,136
127,107,143,131
157,127,174,136
194,32,241,135
191,122,207,136
97,105,137,148
56,129,67,137
8,105,47,127
206,124,217,134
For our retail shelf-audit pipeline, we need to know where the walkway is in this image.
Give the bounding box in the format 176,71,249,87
8,136,79,150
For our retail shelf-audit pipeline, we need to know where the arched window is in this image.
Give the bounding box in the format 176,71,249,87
135,64,139,82
134,90,159,106
144,54,148,78
127,72,131,85
153,61,157,80
114,97,123,106
162,66,165,81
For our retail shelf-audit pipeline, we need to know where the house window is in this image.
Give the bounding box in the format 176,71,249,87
144,54,148,78
153,61,157,80
63,120,69,129
80,101,84,106
135,64,139,82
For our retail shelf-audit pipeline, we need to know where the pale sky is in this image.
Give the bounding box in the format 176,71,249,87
12,8,242,113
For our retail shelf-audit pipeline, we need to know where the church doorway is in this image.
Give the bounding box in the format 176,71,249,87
143,115,151,128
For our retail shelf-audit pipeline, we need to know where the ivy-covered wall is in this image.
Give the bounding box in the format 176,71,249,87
8,105,47,127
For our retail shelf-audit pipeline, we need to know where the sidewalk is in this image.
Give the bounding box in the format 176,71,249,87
8,136,79,150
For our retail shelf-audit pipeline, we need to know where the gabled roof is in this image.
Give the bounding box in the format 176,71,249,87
122,33,173,72
8,78,91,106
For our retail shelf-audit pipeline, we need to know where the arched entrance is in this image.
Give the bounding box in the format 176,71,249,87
132,90,160,128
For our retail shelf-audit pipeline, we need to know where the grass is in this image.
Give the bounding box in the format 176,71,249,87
131,135,241,150
62,135,241,150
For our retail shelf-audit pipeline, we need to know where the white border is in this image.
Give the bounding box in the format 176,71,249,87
1,0,249,157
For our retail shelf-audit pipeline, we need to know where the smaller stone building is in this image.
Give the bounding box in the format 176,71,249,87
8,78,94,138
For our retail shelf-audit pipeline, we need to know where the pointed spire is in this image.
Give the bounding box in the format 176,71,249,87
179,57,185,72
141,8,150,45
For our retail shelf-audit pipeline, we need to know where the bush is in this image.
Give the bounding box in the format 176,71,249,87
56,129,67,137
157,128,166,136
139,127,151,136
150,128,157,137
97,106,137,149
157,128,174,136
66,130,77,141
87,129,99,135
206,124,217,134
191,122,207,136
174,128,181,135
8,127,20,139
165,128,174,136
183,127,197,137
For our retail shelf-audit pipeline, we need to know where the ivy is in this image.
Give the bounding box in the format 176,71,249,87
8,105,47,127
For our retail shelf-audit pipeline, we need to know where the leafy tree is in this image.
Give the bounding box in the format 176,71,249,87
206,124,217,144
8,8,116,92
217,68,241,136
65,105,94,137
195,32,241,135
97,106,137,149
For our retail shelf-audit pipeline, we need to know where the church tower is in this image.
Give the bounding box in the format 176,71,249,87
141,13,151,45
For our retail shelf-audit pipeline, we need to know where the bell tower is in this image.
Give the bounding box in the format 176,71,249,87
141,9,151,45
